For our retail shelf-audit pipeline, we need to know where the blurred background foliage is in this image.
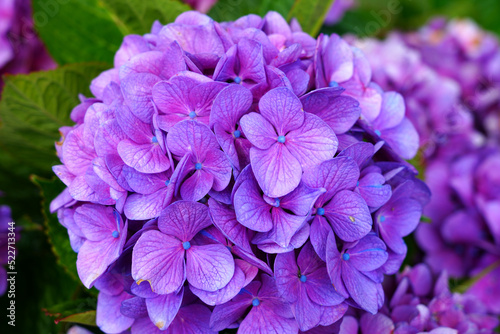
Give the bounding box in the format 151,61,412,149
324,0,500,37
1,0,499,332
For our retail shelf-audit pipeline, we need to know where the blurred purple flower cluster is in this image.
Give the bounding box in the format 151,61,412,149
348,34,474,156
325,0,356,25
0,0,56,90
0,205,13,296
419,144,500,315
330,264,499,334
405,18,500,140
350,18,500,317
183,0,218,13
51,11,428,333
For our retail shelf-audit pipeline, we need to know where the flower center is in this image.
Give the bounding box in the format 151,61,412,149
189,111,197,119
151,136,158,143
182,241,191,250
374,129,381,136
234,130,241,138
112,230,119,238
342,253,350,261
252,298,260,307
165,180,170,186
328,81,339,87
234,76,242,84
273,199,280,208
300,275,307,283
379,215,386,222
317,208,325,216
195,163,202,170
277,135,286,143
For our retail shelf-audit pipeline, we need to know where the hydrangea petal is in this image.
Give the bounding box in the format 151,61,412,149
259,87,304,134
158,201,212,241
117,139,170,174
250,144,302,198
145,288,184,330
190,261,246,305
300,88,361,134
342,263,380,314
96,291,134,333
285,113,338,169
208,198,252,252
323,190,372,242
348,234,388,272
240,112,278,150
186,243,235,292
132,230,185,295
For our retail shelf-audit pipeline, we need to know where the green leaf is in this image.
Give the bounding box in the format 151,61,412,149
42,298,97,326
209,0,294,22
0,62,109,172
287,0,335,36
420,215,432,223
31,175,79,280
100,0,191,35
0,150,45,221
33,0,124,65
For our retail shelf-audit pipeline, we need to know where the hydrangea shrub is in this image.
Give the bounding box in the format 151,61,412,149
51,11,429,333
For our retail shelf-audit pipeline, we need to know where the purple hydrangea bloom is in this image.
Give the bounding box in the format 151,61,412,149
0,0,56,90
51,10,428,333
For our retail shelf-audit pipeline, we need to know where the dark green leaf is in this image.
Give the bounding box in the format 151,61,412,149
0,150,44,221
31,175,79,280
209,0,294,22
287,0,334,36
100,0,191,35
0,62,109,172
33,0,123,65
42,298,97,326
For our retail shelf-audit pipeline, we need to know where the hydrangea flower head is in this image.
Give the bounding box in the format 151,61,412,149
51,10,427,333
